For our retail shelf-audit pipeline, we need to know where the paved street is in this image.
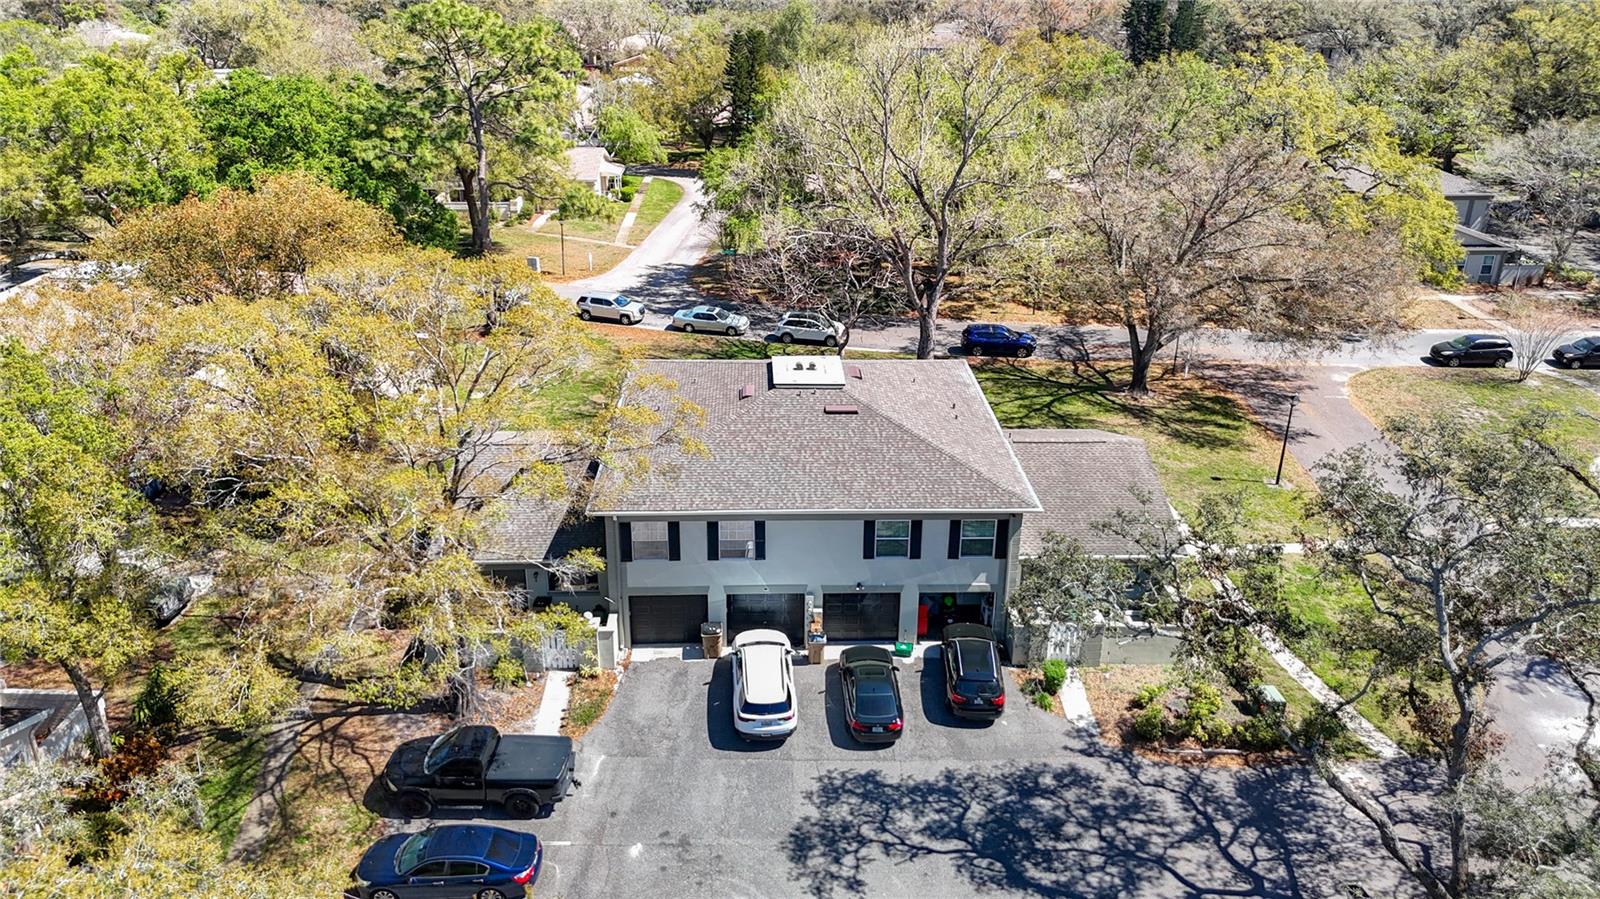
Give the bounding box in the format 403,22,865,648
410,658,1425,899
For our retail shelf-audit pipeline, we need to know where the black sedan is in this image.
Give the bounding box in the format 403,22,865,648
1429,334,1512,367
838,645,904,743
348,825,541,899
941,623,1006,720
1553,336,1600,369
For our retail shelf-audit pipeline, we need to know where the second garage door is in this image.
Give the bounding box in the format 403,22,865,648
726,593,805,644
823,592,901,641
628,594,708,645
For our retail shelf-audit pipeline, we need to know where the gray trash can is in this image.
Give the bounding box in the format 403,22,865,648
701,622,723,658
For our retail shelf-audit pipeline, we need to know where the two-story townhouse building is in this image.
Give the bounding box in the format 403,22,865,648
587,356,1044,649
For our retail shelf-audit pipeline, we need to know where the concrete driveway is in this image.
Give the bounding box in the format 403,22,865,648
431,657,1421,899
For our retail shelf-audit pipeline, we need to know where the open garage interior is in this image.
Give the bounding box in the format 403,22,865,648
627,594,708,645
726,592,806,644
822,592,900,641
920,591,992,639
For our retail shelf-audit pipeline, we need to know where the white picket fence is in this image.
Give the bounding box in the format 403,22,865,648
514,629,596,673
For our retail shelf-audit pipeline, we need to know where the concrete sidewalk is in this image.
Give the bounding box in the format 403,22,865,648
531,672,571,736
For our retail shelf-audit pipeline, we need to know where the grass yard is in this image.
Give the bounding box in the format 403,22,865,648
1347,367,1600,468
973,360,1318,543
493,228,634,281
197,733,268,851
630,178,684,236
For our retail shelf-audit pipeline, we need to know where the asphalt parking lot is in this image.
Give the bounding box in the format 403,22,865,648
409,654,1422,898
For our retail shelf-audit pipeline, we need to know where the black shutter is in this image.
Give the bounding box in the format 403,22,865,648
910,520,923,559
667,522,681,561
948,519,963,559
754,521,766,559
993,518,1010,559
618,522,633,563
707,522,720,561
862,520,875,559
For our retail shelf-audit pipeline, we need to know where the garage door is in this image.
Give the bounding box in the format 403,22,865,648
726,593,805,644
823,592,901,641
628,594,708,645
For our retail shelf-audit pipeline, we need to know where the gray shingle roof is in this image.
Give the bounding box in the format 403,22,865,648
1008,429,1172,557
1437,170,1493,198
463,434,600,564
590,358,1041,515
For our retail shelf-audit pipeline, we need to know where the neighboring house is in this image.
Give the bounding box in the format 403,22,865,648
432,185,524,220
1,684,98,767
1437,171,1520,285
565,146,626,197
550,356,1174,653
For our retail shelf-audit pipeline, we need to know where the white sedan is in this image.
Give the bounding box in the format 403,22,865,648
730,629,798,741
672,304,750,335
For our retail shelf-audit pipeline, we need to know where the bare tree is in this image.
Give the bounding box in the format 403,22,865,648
1482,119,1600,272
549,0,651,70
731,220,895,352
1050,76,1408,394
716,35,1050,358
1503,295,1577,381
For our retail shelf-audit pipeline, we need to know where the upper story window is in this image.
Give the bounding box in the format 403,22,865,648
631,521,670,560
875,519,911,558
718,520,756,559
959,519,997,557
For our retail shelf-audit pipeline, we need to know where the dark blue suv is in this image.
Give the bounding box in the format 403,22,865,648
348,825,541,899
961,324,1036,358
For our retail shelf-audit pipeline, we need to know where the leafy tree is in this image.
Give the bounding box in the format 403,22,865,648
1344,42,1504,174
1048,62,1409,395
1008,533,1133,663
1493,0,1600,129
723,27,770,143
96,171,401,303
643,19,728,150
0,342,151,760
170,0,302,71
717,35,1049,358
196,69,459,248
1168,0,1202,54
16,0,105,29
1122,0,1168,64
597,102,667,165
1481,118,1600,270
372,0,580,256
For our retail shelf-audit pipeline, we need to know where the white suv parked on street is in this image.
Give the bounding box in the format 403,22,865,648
576,292,646,325
730,629,798,741
773,311,845,347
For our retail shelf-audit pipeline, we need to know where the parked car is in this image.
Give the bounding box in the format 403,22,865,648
380,725,577,819
672,304,750,335
1429,334,1512,367
941,624,1005,720
730,628,797,741
576,292,646,325
774,310,845,347
961,324,1036,358
838,645,904,743
1553,335,1600,369
348,824,541,899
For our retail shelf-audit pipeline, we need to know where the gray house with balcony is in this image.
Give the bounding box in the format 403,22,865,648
540,356,1174,652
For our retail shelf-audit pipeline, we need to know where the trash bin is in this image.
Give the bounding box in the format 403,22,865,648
807,632,826,665
893,641,914,658
700,622,723,658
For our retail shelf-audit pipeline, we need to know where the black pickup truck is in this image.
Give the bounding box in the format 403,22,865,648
381,725,578,819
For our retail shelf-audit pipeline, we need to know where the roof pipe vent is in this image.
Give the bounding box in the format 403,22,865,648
845,364,863,380
739,384,755,400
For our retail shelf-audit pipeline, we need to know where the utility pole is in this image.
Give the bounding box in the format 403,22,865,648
1274,394,1299,487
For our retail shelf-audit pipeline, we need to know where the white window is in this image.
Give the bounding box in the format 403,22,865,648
719,520,756,559
1478,256,1495,278
875,520,911,558
959,519,997,557
631,521,669,560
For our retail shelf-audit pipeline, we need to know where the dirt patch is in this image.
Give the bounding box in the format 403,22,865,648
561,669,619,739
1007,669,1064,717
472,675,546,731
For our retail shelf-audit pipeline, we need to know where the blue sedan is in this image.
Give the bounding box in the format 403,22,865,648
961,324,1036,358
348,825,541,899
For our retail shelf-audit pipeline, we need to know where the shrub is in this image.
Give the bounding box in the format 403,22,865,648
1131,682,1167,710
1235,714,1287,751
130,666,182,737
618,185,637,203
1132,702,1166,741
1040,659,1067,695
1177,681,1227,743
1033,691,1053,710
490,655,526,689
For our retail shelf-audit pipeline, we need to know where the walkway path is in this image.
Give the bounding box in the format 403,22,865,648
227,682,321,863
531,672,571,736
613,176,653,245
1253,625,1405,759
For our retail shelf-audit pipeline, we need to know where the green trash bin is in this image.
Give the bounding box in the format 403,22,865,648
893,641,913,658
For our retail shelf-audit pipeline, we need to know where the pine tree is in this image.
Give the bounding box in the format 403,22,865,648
1122,0,1169,66
1169,0,1202,54
724,29,770,144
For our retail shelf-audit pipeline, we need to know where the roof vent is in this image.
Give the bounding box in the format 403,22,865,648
738,383,755,400
823,404,859,414
770,355,846,389
845,364,863,380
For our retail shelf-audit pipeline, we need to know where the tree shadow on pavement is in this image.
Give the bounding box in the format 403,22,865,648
783,744,1432,899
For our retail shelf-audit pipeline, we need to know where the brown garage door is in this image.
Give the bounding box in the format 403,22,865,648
823,592,901,641
726,593,806,644
628,594,708,645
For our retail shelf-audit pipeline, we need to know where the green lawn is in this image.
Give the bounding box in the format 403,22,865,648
1348,367,1600,466
630,179,684,236
973,361,1317,543
197,732,267,851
